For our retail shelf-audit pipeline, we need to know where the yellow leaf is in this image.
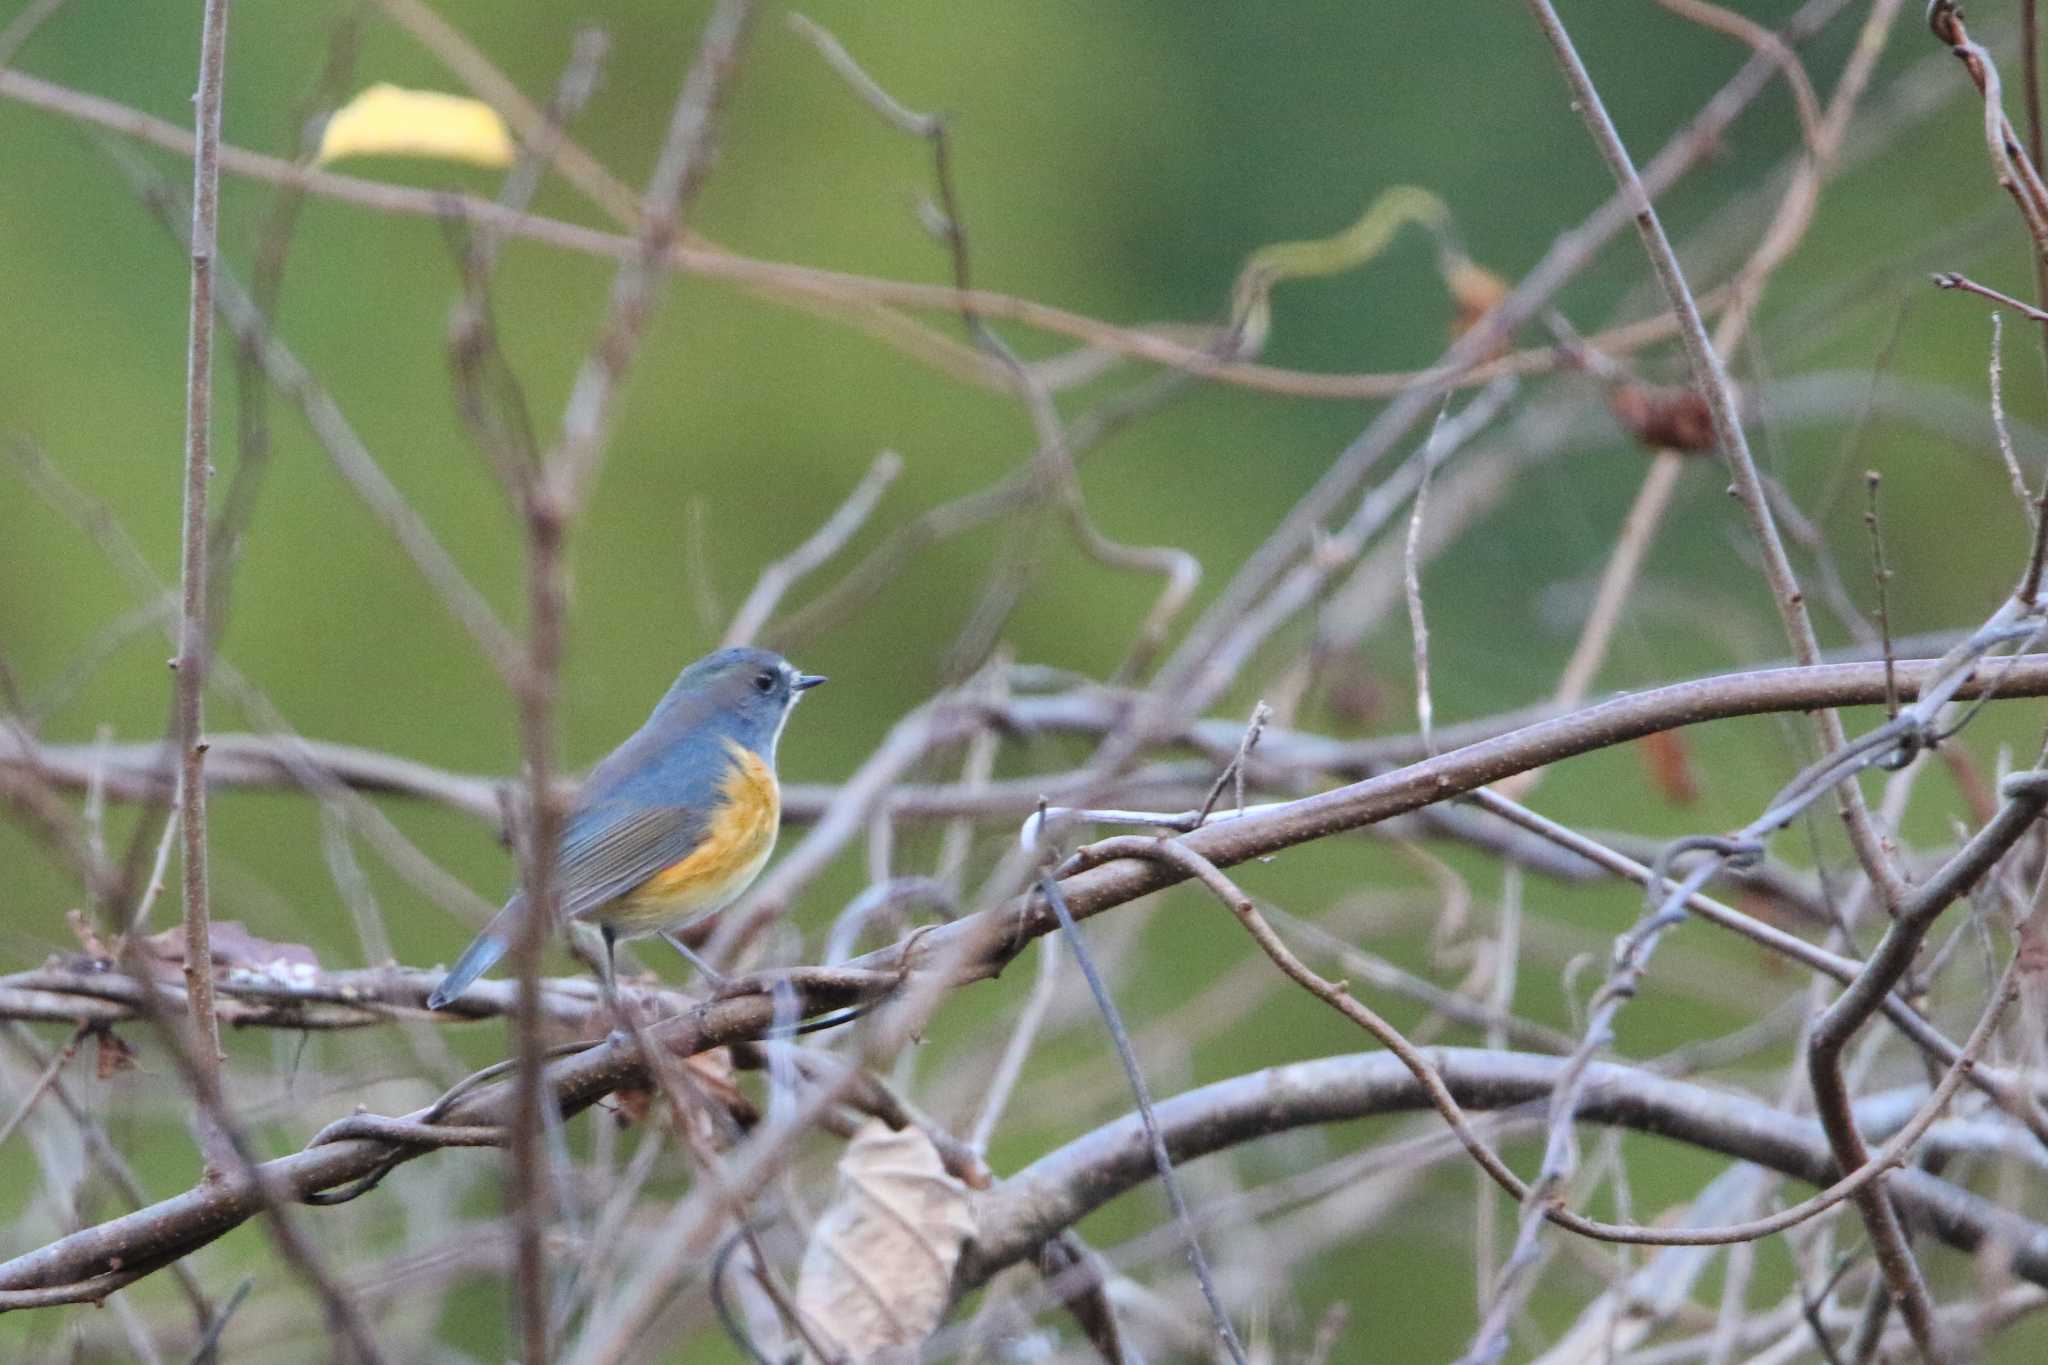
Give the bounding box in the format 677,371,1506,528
315,84,515,168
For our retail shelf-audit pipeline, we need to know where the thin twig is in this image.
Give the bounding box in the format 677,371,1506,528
1864,473,1899,721
1984,310,2036,519
1405,401,1448,753
1033,867,1249,1365
1548,453,1685,712
548,0,759,510
108,141,525,683
1936,270,2048,324
2029,0,2047,199
0,8,1863,408
1192,702,1270,831
0,1023,87,1150
0,0,68,66
371,0,639,225
1805,770,2048,1359
1930,7,2048,286
967,933,1061,1154
1656,0,1824,151
173,0,232,1177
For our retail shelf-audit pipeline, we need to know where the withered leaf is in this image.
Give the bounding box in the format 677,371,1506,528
794,1119,974,1362
93,1029,138,1081
1608,382,1717,455
1636,729,1701,807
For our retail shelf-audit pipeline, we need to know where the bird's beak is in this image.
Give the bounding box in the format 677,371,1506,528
794,674,828,691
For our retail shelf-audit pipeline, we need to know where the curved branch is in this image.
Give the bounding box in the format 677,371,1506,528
966,655,2048,954
956,1049,2048,1291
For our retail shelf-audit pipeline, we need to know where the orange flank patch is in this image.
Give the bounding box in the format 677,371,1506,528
606,741,781,934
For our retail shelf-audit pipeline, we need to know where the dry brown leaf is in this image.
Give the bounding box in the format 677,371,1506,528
1607,382,1717,455
1636,728,1701,807
612,1047,755,1134
91,1031,138,1080
1445,256,1511,345
611,1087,655,1128
93,1028,138,1081
794,1119,974,1362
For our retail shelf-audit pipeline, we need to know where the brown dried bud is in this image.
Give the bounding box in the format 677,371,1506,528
1927,2,1964,46
611,1086,653,1128
94,1028,139,1081
1636,729,1700,807
1445,258,1511,340
1608,382,1717,455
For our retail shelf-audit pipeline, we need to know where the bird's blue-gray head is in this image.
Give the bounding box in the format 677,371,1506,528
652,646,826,761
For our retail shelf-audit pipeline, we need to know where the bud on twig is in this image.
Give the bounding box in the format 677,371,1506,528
1607,382,1717,455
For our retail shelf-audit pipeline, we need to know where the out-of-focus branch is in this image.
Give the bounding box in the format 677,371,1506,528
13,653,2048,825
491,6,760,1356
1146,0,1856,725
0,1,1849,408
0,962,622,1031
112,145,524,684
722,450,902,647
371,0,640,224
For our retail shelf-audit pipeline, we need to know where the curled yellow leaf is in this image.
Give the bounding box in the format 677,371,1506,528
315,83,516,168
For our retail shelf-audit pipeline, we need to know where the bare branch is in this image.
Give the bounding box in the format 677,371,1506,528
958,1049,2048,1291
1936,270,2048,324
174,0,231,1179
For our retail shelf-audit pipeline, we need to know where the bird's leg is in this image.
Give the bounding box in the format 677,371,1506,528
661,930,730,990
599,925,631,1048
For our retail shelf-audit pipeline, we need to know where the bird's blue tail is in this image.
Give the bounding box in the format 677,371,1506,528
426,928,509,1009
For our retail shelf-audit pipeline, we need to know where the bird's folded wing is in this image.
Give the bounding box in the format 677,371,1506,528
553,801,711,921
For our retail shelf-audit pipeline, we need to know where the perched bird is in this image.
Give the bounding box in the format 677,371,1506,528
425,646,826,1014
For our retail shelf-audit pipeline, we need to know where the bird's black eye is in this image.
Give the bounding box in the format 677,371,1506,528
753,670,777,694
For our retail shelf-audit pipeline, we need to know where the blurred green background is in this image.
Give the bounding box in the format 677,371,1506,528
6,0,2048,1359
